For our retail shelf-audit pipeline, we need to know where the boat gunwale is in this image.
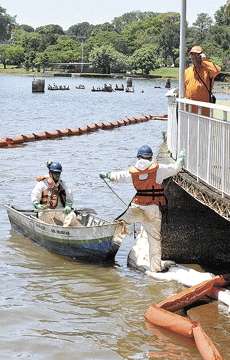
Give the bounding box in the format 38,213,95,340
5,205,119,231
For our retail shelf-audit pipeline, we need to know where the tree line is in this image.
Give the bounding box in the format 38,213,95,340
0,3,229,74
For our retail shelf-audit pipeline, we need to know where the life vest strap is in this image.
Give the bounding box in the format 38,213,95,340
136,188,163,193
136,188,165,197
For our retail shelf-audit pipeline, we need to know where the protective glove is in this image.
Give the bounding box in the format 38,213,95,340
33,201,46,210
99,172,109,180
64,205,72,215
176,149,186,167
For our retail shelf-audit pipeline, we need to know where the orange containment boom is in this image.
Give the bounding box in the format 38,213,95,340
145,274,228,359
157,275,230,312
0,114,168,148
145,306,224,360
192,323,223,360
145,305,194,338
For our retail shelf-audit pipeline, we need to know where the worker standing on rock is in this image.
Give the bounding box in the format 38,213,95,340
31,161,79,227
100,145,185,272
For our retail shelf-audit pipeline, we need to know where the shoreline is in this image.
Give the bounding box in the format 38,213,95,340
0,67,179,80
0,72,177,80
1,71,229,84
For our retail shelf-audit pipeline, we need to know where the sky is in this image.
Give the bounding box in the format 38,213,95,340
1,0,227,30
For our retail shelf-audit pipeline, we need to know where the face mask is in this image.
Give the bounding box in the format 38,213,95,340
51,172,61,183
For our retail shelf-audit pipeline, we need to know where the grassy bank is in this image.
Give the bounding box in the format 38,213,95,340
215,100,230,120
0,65,179,79
217,99,230,107
0,65,37,75
150,67,179,79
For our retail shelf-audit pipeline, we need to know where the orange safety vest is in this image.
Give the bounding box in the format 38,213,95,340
129,164,166,206
38,176,66,209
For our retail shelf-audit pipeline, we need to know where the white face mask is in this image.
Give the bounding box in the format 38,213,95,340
135,158,153,171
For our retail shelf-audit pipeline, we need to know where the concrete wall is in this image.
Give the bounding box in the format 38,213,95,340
161,180,230,272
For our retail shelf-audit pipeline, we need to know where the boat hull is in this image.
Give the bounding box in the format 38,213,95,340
6,206,121,262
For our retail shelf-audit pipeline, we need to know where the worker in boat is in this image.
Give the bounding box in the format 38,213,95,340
99,145,185,272
31,161,79,227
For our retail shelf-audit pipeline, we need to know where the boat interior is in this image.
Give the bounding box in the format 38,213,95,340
33,209,109,227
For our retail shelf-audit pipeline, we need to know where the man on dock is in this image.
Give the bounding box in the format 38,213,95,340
31,161,78,227
99,145,185,272
184,45,221,115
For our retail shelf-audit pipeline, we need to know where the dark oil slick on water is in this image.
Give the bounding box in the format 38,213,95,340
0,75,229,359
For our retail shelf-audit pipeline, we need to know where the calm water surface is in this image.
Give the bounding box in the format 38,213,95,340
0,75,229,359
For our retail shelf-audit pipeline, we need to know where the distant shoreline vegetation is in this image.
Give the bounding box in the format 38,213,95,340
0,4,229,75
0,64,179,79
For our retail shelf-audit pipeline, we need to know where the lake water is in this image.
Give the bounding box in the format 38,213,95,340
0,74,229,359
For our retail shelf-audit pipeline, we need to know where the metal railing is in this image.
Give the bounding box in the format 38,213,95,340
167,96,230,197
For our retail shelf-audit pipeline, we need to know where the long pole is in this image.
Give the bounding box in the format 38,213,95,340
101,177,128,207
81,41,84,73
179,0,187,98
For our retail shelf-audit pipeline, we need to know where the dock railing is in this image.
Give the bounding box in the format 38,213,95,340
167,94,230,198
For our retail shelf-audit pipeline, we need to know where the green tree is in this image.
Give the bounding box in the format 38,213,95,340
0,44,24,68
36,24,64,35
121,20,149,54
12,29,44,51
158,14,180,66
52,36,81,50
0,44,8,67
23,50,36,70
86,30,130,54
0,5,16,41
215,5,230,25
12,27,61,52
44,49,81,63
211,4,230,57
92,22,114,33
67,22,93,39
41,36,81,64
199,41,223,66
121,12,179,54
17,24,34,32
112,11,157,33
130,44,160,75
226,0,230,15
34,52,49,72
209,24,230,51
192,13,213,42
35,25,65,48
6,45,24,65
222,50,230,70
89,45,128,73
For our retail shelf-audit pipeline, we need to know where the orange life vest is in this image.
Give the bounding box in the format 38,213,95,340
129,163,166,206
38,176,66,209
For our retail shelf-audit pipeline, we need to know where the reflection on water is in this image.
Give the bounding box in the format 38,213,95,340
0,75,229,359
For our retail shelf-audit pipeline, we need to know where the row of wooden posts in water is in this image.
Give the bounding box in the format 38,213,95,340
32,79,134,93
47,83,133,92
0,114,167,148
47,83,170,92
32,78,171,93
